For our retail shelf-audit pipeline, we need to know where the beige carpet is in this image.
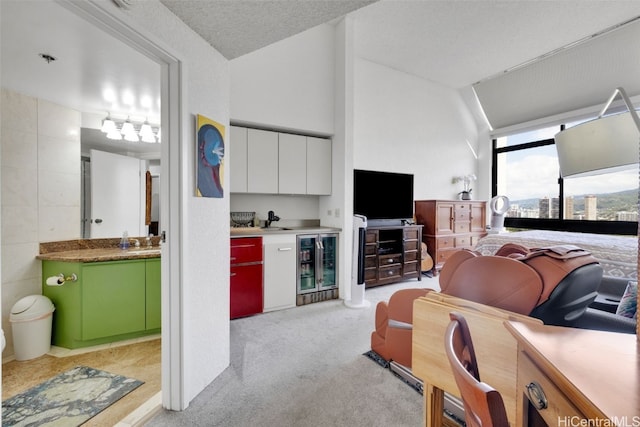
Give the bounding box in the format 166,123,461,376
148,277,439,426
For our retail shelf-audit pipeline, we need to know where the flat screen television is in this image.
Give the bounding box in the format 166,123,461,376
353,169,414,225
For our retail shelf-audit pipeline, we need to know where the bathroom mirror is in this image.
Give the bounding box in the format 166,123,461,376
2,0,162,241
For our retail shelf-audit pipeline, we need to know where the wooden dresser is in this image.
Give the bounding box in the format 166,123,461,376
364,225,422,287
414,200,487,273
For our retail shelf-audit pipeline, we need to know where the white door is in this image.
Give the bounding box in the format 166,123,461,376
90,149,142,238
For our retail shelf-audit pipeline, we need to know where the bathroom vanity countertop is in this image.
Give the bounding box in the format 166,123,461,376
36,247,161,262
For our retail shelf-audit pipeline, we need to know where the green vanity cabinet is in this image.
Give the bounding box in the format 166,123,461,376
82,260,146,340
42,258,160,349
145,258,161,330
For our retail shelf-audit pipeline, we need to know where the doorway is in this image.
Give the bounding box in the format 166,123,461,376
61,0,184,410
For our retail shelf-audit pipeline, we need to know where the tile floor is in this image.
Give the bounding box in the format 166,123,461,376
2,337,161,426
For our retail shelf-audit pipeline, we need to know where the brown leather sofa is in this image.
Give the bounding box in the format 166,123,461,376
369,243,634,370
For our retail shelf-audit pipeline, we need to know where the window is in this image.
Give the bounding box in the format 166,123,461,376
492,122,638,235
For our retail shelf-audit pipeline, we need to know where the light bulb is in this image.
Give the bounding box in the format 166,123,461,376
141,133,156,143
140,121,153,138
121,118,134,135
101,117,116,133
106,129,122,140
124,130,139,142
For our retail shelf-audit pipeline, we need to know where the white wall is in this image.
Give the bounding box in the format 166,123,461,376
230,194,319,225
353,58,479,202
231,24,335,135
101,0,231,406
1,90,81,358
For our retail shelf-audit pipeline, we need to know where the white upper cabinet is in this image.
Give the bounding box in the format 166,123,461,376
230,126,248,193
247,128,279,193
278,133,307,194
231,126,331,195
306,136,331,195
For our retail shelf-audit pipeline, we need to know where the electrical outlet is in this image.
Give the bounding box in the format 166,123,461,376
335,208,340,218
327,209,332,216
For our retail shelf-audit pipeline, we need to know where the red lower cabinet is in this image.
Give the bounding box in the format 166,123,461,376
230,237,263,319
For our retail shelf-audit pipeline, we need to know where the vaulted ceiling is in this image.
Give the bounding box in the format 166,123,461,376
3,0,640,155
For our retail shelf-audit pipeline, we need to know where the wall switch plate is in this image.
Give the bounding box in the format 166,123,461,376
334,208,340,218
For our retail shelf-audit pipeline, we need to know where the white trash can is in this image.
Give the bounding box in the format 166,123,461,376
9,295,55,361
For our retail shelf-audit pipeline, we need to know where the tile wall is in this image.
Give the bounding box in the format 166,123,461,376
1,89,81,358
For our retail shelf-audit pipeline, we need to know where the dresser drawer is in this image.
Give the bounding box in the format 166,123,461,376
455,236,471,248
404,250,418,262
404,240,419,251
364,268,377,282
436,248,458,264
436,236,454,249
454,221,471,233
379,254,402,266
365,244,377,255
403,228,419,240
379,265,402,280
455,209,470,221
364,255,377,269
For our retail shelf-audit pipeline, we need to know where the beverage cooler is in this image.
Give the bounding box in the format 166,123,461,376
296,233,338,305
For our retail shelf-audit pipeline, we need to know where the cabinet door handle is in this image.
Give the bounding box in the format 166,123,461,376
230,272,237,277
232,244,257,249
526,382,548,410
278,247,292,251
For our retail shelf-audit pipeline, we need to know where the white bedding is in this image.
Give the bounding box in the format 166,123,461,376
475,230,638,280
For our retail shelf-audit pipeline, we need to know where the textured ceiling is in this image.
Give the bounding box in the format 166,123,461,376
159,0,377,59
162,0,640,90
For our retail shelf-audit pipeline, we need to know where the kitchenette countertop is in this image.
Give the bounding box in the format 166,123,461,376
230,226,341,237
37,237,162,262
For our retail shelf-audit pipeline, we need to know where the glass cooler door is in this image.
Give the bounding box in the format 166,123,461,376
297,235,317,294
318,234,338,291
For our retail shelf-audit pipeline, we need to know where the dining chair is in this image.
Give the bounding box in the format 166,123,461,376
444,312,510,427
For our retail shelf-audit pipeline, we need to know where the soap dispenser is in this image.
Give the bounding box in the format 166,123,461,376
119,231,130,250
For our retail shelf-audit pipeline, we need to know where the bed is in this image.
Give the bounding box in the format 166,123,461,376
475,230,638,281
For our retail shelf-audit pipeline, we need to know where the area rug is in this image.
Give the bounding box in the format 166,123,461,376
2,365,144,427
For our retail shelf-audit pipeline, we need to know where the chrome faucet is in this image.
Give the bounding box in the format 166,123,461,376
266,210,280,228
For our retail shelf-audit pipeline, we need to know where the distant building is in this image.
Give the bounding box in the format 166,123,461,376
539,197,550,219
550,197,560,219
564,196,574,220
617,211,638,221
538,197,559,219
584,195,597,220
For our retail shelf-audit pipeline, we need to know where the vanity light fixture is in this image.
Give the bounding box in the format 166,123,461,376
100,114,160,143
